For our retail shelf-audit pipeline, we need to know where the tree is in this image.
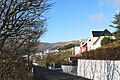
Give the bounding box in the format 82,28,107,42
0,0,52,79
110,12,120,39
0,0,52,51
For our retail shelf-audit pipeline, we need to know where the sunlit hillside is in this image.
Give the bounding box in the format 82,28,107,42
38,40,79,51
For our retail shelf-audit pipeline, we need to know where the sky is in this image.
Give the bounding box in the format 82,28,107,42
40,0,120,43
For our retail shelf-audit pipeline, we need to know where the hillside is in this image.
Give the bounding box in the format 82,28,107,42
38,40,79,51
38,42,66,51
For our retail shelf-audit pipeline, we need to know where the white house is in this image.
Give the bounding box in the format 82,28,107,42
80,29,115,53
72,46,80,55
90,29,115,50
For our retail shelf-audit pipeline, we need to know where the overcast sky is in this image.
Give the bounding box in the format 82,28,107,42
41,0,120,43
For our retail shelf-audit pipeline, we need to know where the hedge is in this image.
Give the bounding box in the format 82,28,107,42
82,40,120,60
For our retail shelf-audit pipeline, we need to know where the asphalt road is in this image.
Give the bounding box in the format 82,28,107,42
33,65,91,80
33,65,47,80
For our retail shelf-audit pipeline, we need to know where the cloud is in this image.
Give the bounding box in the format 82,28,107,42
90,13,105,22
107,0,120,12
114,0,120,7
107,0,120,8
99,0,120,8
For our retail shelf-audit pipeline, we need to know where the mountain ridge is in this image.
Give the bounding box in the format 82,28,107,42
38,40,79,51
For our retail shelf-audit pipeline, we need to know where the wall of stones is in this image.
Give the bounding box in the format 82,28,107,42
77,59,120,80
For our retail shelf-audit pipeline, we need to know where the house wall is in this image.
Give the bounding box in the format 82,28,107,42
77,59,120,80
90,31,94,44
87,36,99,50
80,42,84,53
45,50,49,53
87,40,92,51
91,37,98,49
82,44,88,52
74,46,80,55
93,36,104,49
80,44,87,53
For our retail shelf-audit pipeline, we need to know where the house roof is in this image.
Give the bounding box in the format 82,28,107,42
81,38,91,47
92,29,113,45
92,29,112,37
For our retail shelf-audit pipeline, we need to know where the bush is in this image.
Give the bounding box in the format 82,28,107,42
82,40,120,60
101,37,113,46
40,51,72,66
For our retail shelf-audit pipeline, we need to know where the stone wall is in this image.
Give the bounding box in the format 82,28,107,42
77,59,120,80
61,65,77,75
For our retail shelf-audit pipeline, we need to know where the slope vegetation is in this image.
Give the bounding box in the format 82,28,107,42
82,40,120,60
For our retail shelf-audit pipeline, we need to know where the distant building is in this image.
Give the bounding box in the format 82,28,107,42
44,46,60,54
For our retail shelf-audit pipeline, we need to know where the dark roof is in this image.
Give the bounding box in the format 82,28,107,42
92,29,112,37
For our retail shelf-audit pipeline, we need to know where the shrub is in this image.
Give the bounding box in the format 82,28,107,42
101,37,113,46
40,51,72,66
82,40,120,60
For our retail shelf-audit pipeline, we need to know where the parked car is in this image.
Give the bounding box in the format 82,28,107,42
48,63,62,71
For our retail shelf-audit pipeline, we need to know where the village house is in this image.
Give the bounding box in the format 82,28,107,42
72,44,81,55
79,39,88,53
71,39,87,56
80,29,115,53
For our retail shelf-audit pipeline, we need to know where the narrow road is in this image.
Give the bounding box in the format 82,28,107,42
33,65,91,80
